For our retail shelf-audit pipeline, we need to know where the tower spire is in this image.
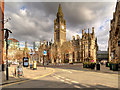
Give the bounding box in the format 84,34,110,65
57,3,63,18
92,27,95,39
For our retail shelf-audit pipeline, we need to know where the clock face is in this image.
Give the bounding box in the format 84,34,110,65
61,25,64,29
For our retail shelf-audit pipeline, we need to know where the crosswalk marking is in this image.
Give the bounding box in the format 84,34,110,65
71,81,79,84
65,81,72,84
81,84,90,87
60,80,65,82
65,78,70,81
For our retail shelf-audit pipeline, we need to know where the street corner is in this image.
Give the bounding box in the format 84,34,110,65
1,67,55,88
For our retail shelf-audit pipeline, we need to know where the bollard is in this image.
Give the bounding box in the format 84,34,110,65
14,68,16,77
96,64,100,70
33,61,37,70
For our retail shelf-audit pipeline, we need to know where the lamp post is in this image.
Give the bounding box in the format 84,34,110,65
2,28,12,80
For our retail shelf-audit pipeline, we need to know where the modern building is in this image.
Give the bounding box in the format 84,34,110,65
3,38,31,62
109,1,120,63
38,4,98,64
4,38,20,61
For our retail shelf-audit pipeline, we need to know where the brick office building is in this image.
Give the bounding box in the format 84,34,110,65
0,0,4,67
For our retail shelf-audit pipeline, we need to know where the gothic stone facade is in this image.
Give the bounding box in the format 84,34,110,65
109,1,120,62
38,4,98,63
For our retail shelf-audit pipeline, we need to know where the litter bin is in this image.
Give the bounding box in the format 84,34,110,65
96,63,100,70
17,65,23,77
106,62,109,67
33,61,37,70
113,64,118,71
110,63,113,70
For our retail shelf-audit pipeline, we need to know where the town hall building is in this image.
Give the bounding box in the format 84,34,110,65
38,4,98,64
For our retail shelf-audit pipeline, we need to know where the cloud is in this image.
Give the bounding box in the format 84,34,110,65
4,2,117,51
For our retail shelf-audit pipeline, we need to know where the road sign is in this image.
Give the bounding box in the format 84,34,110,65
43,50,47,55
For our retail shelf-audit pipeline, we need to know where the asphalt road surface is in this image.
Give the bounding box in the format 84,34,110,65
2,64,118,89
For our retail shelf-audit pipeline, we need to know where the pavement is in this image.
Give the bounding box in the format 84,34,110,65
1,63,119,89
1,65,55,87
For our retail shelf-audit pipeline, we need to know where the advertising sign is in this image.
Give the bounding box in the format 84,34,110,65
43,50,47,56
118,41,120,46
23,57,29,67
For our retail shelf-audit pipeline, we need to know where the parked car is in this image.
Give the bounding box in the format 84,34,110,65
12,62,19,65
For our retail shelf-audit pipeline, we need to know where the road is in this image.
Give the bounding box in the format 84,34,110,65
2,64,118,89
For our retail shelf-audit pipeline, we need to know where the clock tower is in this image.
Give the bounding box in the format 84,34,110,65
54,4,66,45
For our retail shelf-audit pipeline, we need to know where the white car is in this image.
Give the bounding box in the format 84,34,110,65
12,62,19,65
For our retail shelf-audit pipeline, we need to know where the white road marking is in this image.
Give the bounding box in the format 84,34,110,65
57,75,62,78
81,84,90,87
71,81,79,84
68,71,72,73
60,76,65,79
53,76,60,79
62,70,72,73
74,85,81,88
65,78,70,81
60,80,65,82
65,81,72,84
54,75,80,86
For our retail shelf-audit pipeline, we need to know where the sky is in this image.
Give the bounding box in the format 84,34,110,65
4,1,117,51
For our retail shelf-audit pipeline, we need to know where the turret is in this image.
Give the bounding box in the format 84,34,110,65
43,40,45,48
73,36,75,41
47,41,48,46
82,29,85,35
92,27,95,39
77,35,80,40
25,41,27,48
33,42,35,51
40,41,41,46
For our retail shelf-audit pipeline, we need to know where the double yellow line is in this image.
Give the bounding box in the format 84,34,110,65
1,68,55,88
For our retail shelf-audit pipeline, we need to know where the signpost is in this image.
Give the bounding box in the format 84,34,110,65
43,50,47,69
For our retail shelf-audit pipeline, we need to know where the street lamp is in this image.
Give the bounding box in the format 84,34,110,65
0,17,11,24
1,28,12,80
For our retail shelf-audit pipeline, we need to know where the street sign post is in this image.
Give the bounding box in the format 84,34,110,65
43,50,47,69
43,50,47,56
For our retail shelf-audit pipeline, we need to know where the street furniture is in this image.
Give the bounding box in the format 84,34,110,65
33,61,37,70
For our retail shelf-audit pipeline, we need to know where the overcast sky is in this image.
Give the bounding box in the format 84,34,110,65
4,1,117,51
